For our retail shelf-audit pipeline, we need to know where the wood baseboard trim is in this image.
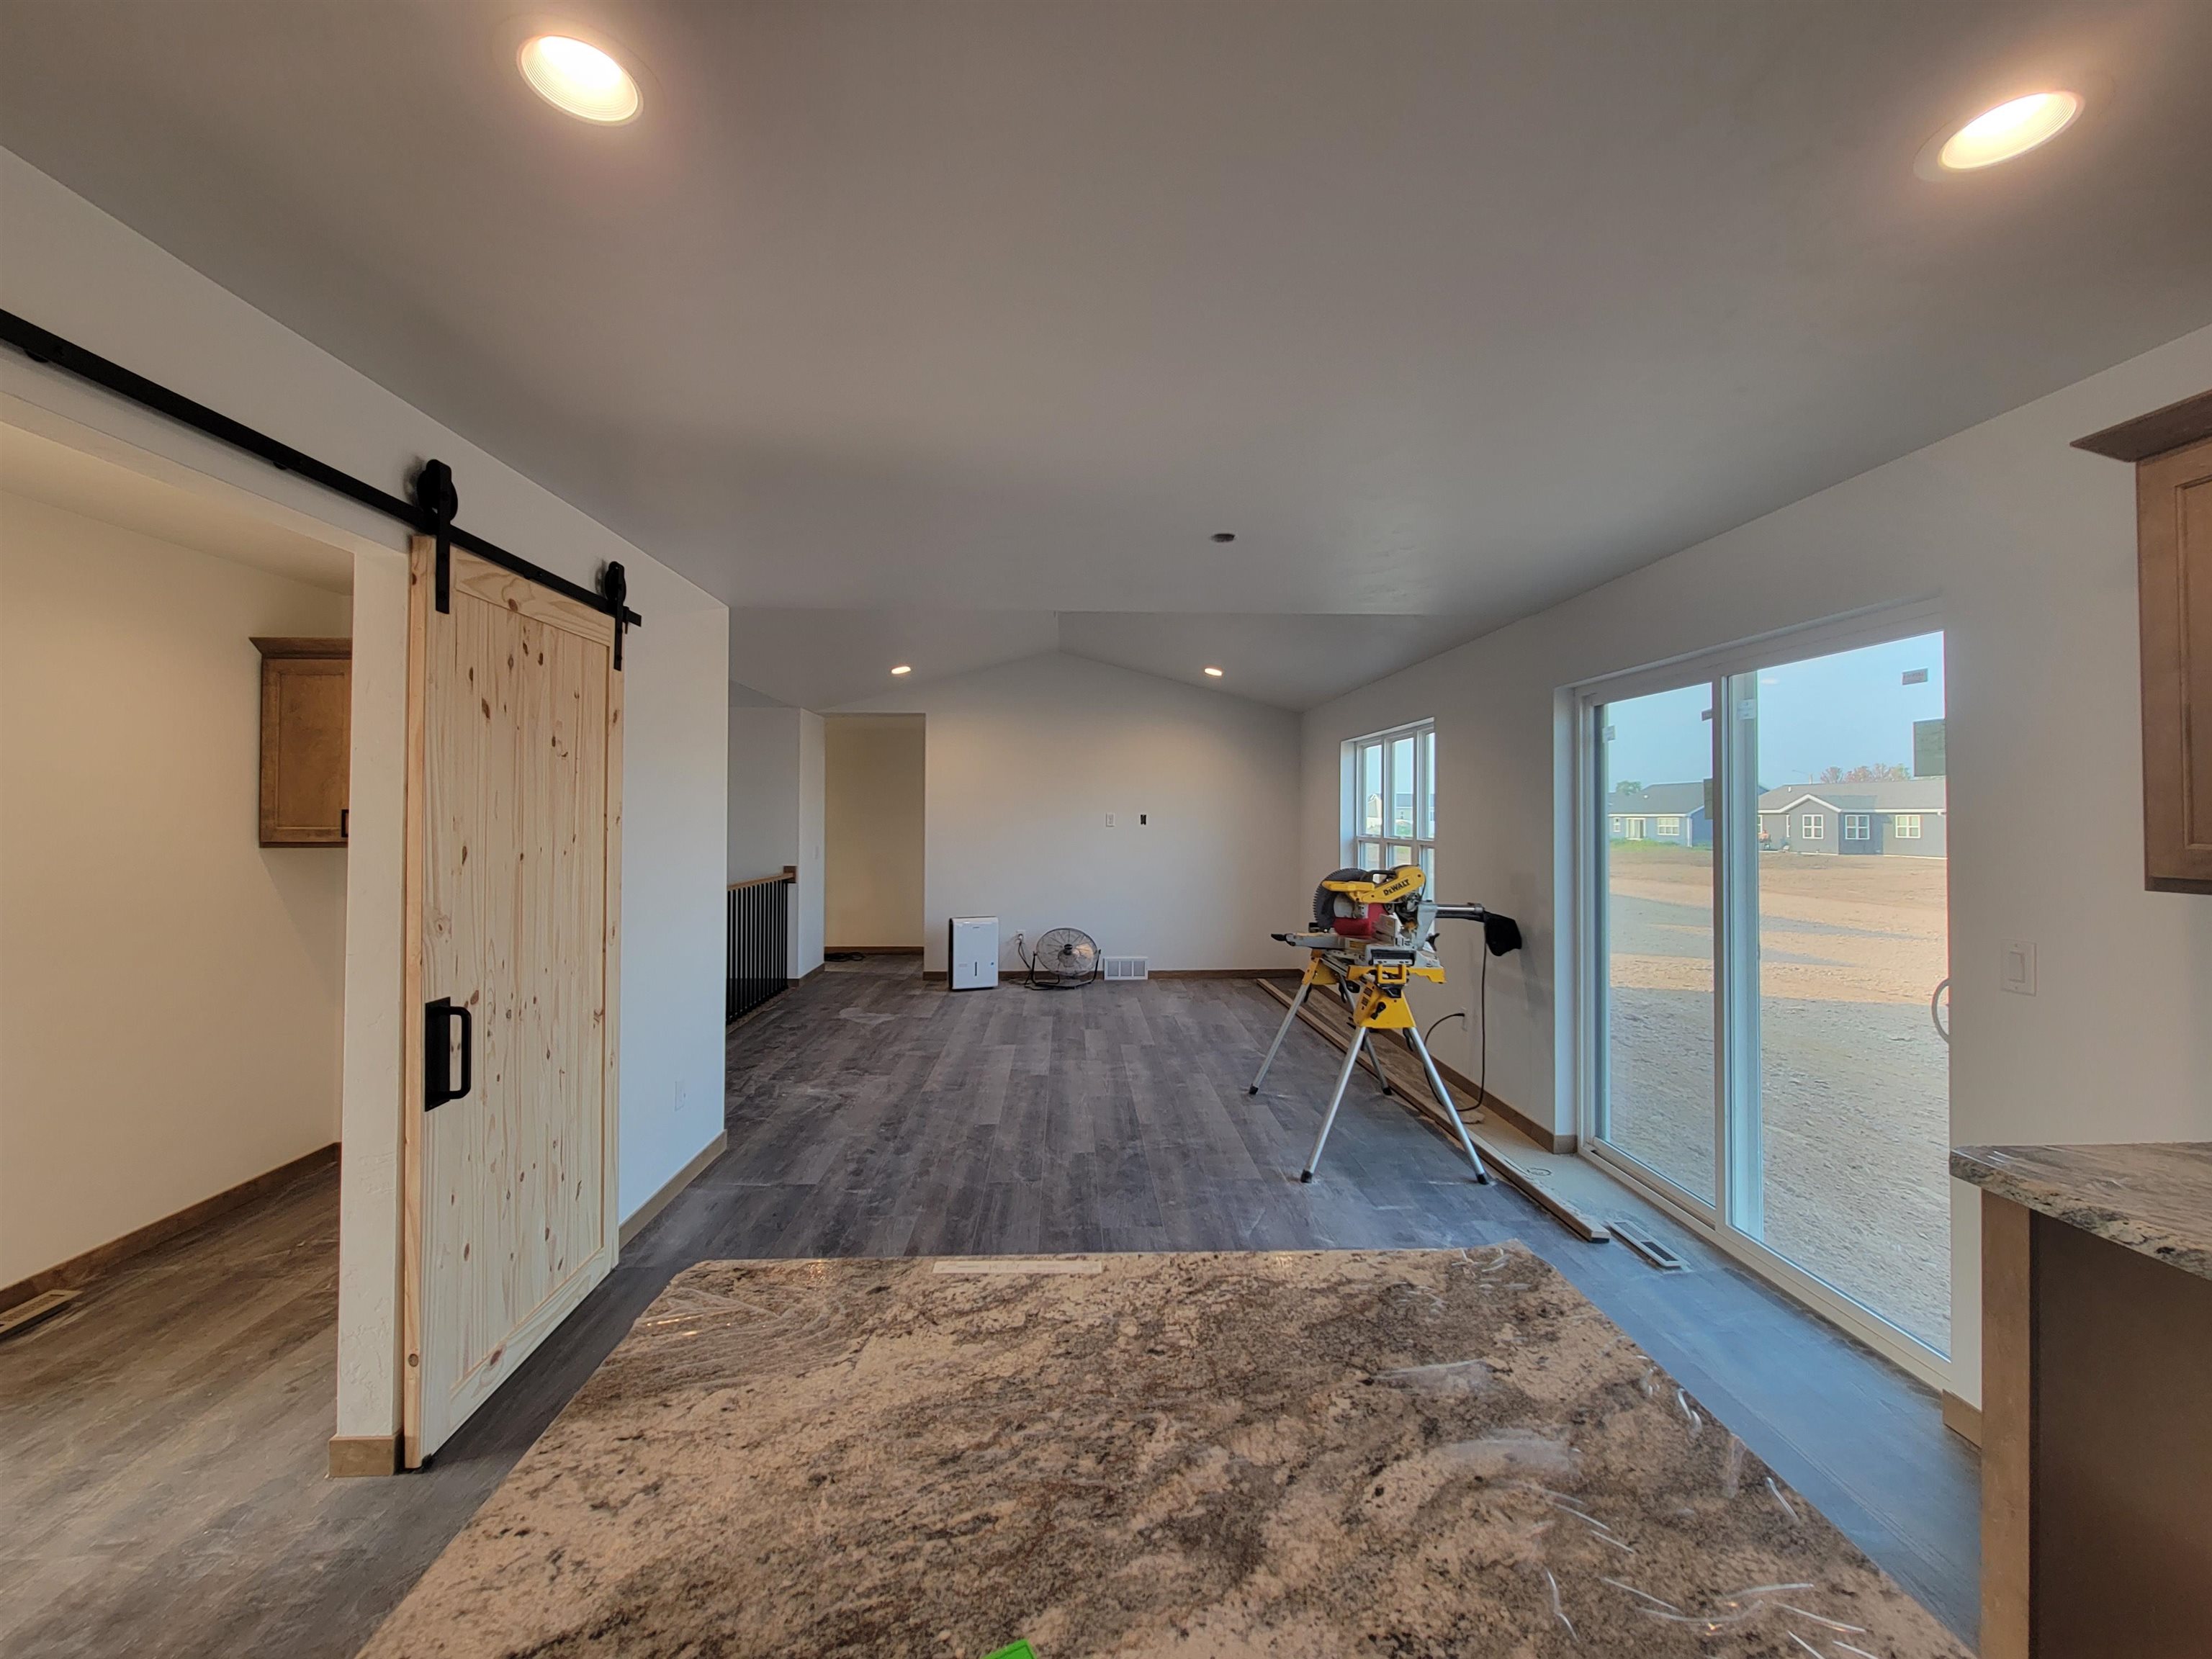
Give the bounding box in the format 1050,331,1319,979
1430,1056,1575,1154
827,945,924,956
1941,1388,1984,1448
328,1434,402,1480
1150,968,1305,981
799,963,826,980
619,1131,728,1249
0,1142,339,1316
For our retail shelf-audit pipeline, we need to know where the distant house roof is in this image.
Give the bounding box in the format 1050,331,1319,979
1606,781,1708,815
1759,778,1948,814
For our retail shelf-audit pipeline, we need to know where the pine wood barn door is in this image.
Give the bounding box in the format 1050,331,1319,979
401,537,622,1465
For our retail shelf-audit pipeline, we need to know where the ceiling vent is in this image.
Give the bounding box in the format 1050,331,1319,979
1102,956,1148,981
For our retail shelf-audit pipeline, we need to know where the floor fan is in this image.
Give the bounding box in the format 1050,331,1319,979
1026,927,1100,989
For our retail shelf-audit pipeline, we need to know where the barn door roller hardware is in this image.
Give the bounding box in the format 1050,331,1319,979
0,308,643,657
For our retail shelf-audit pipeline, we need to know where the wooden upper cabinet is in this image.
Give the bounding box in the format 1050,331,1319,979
253,637,351,848
2076,392,2212,894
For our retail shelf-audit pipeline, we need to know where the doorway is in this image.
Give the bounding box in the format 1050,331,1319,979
1584,623,1951,1375
0,420,354,1318
823,714,925,953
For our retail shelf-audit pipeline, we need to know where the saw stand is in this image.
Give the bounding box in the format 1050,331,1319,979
1251,948,1489,1184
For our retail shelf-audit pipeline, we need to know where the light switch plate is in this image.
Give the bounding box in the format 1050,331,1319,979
2000,940,2036,997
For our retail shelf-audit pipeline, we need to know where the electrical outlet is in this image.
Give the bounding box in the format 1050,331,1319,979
674,1077,691,1112
1139,812,1148,825
1105,812,1116,828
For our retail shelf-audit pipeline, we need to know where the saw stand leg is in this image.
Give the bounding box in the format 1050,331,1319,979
1249,973,1315,1095
1406,1023,1488,1183
1300,1026,1372,1182
1300,1020,1489,1187
1335,980,1393,1095
1250,971,1390,1100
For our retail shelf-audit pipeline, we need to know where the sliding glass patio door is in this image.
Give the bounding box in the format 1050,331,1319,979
1593,683,1717,1208
1586,624,1951,1370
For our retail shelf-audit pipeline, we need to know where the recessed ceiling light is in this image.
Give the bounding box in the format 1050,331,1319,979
1210,532,1237,544
1203,666,1224,678
890,664,912,675
1936,89,2082,171
518,35,642,124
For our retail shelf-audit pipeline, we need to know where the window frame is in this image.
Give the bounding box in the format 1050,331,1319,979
1894,814,1923,839
1800,812,1825,840
1344,719,1437,884
1843,812,1872,842
1570,598,1948,1388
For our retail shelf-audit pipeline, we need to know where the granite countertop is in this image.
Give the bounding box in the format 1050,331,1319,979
1950,1141,2212,1281
361,1248,1969,1658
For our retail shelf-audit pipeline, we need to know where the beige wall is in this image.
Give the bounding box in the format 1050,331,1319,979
0,490,350,1286
824,714,925,949
842,652,1304,974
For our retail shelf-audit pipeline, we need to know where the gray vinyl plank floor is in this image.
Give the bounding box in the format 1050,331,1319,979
0,956,1979,1657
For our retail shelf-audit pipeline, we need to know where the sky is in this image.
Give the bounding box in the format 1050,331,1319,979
1604,631,1946,788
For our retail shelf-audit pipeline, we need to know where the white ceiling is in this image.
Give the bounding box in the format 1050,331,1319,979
731,608,1484,710
4,1,2210,704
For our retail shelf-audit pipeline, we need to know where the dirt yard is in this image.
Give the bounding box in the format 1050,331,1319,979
1602,842,1950,1353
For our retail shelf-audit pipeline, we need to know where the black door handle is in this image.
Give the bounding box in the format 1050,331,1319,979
426,997,473,1110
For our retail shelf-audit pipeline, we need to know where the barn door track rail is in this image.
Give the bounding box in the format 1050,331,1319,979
1,307,642,662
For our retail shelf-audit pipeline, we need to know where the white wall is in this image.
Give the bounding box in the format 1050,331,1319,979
726,699,825,979
729,705,801,884
824,714,926,950
615,595,729,1221
1300,323,2212,1403
848,651,1303,973
0,492,350,1286
0,149,729,1440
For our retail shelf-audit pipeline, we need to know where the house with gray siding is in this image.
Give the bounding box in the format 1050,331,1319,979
1606,781,1712,847
1758,778,1948,857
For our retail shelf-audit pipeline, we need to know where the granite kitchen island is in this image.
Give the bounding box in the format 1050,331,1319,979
1951,1142,2212,1659
359,1247,1967,1658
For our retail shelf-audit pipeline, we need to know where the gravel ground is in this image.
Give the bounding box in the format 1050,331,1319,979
1601,843,1951,1354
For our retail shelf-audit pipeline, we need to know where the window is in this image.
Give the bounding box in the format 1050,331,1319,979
1894,814,1923,839
1843,813,1871,841
1655,815,1683,838
1800,813,1825,840
1348,720,1435,882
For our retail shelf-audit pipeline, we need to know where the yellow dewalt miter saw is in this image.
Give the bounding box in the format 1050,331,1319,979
1252,863,1522,1184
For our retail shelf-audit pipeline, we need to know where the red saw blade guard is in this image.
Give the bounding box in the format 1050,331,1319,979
1331,902,1384,939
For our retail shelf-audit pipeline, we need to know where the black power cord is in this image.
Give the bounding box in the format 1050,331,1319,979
1419,943,1492,1118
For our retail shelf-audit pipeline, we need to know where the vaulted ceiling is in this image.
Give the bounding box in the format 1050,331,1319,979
4,1,2209,707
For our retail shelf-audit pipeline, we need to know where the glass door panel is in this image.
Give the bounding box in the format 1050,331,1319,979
1595,682,1716,1203
1743,633,1950,1352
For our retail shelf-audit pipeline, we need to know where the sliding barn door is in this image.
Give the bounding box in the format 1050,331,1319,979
402,537,622,1465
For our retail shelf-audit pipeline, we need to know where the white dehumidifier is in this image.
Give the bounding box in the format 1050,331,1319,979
948,916,999,991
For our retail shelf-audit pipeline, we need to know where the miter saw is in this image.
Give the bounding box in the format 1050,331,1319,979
1252,864,1523,1184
